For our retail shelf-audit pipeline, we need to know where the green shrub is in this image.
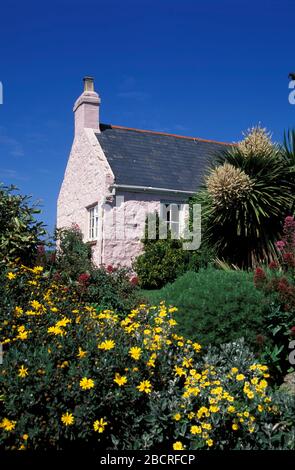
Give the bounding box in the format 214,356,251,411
1,266,293,450
134,215,214,289
52,225,140,315
0,184,46,266
143,268,269,348
55,224,93,279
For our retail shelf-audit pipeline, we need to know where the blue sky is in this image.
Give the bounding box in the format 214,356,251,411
0,0,294,234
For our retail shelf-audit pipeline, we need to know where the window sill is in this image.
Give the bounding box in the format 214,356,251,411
87,240,97,246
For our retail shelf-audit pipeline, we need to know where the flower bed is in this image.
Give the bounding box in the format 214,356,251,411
0,266,293,450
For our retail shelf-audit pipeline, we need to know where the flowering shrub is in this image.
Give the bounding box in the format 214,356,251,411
254,216,295,378
0,266,294,450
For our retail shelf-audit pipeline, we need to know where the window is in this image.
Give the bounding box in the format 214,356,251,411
160,203,182,238
88,205,99,240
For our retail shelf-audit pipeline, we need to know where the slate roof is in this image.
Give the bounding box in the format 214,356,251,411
96,124,232,193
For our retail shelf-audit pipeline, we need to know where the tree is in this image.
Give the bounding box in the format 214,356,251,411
191,127,295,268
0,184,46,266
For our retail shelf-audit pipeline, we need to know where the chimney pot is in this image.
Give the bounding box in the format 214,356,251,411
83,76,94,92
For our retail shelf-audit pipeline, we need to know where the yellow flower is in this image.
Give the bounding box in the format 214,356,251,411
77,347,87,359
137,380,152,394
0,418,16,432
257,404,264,412
93,418,108,433
56,317,71,328
232,423,239,431
47,326,64,336
197,406,210,419
173,441,184,450
114,374,127,387
231,367,238,374
147,353,157,368
32,266,43,274
174,366,186,377
192,342,202,352
61,412,74,426
209,405,219,413
17,329,29,340
7,272,16,280
129,346,141,360
227,406,236,413
236,374,245,381
79,377,95,390
31,300,42,310
98,340,115,351
202,423,212,430
18,365,28,378
190,425,202,435
206,439,214,447
182,358,193,368
173,413,181,421
258,379,268,389
22,434,29,441
15,306,23,315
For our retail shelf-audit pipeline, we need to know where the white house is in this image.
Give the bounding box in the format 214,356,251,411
57,77,230,267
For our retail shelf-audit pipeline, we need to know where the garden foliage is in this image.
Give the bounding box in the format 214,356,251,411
143,268,269,348
0,184,45,266
1,266,293,450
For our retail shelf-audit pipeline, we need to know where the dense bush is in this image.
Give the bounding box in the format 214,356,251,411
134,215,214,289
0,184,46,266
142,268,269,348
0,266,293,450
46,225,141,315
254,216,295,379
191,127,295,269
54,224,93,279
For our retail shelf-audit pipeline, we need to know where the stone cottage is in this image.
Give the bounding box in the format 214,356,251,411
57,77,230,267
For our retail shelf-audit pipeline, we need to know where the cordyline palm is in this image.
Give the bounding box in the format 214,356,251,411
192,129,295,269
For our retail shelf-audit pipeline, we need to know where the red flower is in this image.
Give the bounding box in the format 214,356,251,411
283,252,295,268
290,326,295,336
277,277,289,293
254,267,267,287
268,261,279,270
130,276,138,286
78,273,90,286
106,265,113,273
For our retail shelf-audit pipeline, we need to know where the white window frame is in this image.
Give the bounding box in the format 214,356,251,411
160,202,185,239
88,204,99,241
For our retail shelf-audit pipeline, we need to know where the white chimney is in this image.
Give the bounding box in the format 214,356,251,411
73,77,100,135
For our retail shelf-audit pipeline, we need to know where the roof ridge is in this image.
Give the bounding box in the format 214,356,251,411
103,124,233,146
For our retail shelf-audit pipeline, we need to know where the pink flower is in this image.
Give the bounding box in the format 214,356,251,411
37,245,45,255
275,240,285,250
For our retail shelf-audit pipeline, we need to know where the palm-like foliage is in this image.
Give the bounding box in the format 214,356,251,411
191,129,295,268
